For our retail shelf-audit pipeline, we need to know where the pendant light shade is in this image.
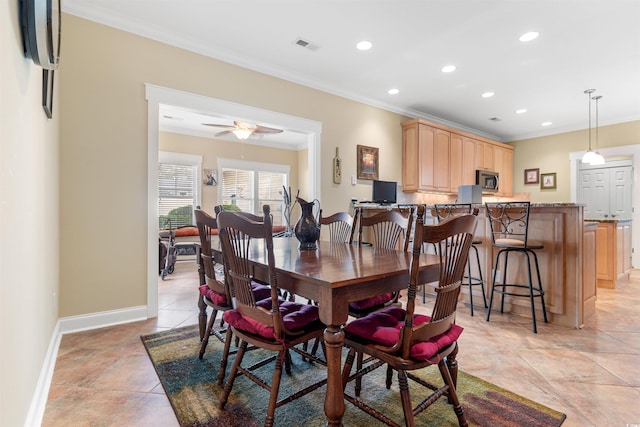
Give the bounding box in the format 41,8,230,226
581,89,596,164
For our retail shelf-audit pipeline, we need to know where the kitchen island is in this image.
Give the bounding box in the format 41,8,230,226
425,203,596,329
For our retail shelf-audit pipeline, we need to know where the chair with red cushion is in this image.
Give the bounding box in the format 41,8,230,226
217,205,327,427
341,205,475,427
194,209,270,383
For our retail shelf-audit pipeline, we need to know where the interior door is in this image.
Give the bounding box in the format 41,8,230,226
577,160,633,221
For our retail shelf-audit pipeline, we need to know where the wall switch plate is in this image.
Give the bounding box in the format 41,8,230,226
351,175,356,185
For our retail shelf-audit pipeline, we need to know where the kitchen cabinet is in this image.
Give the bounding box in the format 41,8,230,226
494,145,514,197
450,133,476,190
596,220,632,288
402,118,513,195
401,120,450,192
475,140,494,171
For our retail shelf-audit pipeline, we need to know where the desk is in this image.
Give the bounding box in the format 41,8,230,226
198,238,440,426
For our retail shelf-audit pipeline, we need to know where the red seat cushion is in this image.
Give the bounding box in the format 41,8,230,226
349,293,395,312
345,306,463,361
199,280,271,307
223,300,321,340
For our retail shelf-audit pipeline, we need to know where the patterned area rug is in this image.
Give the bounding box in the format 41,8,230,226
141,325,566,427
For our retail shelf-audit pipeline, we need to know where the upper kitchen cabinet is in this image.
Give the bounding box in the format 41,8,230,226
402,118,514,195
401,119,450,192
450,133,476,190
494,144,514,197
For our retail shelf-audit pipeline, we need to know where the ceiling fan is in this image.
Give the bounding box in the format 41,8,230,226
202,120,283,140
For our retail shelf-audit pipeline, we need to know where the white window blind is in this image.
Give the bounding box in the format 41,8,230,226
158,163,197,228
219,160,288,226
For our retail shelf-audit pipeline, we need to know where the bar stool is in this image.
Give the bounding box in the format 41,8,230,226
434,204,487,316
485,202,548,333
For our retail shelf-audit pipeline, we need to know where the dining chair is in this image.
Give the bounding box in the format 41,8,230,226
485,202,548,333
341,205,475,427
349,206,415,395
217,204,327,427
194,209,271,382
434,203,487,316
319,209,354,243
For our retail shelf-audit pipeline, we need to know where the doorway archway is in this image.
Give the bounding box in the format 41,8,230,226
145,84,322,317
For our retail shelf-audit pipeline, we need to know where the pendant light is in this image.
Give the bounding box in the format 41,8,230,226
581,88,597,164
590,95,605,165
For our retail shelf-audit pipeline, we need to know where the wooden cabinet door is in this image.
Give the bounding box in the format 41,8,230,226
418,123,436,191
433,129,450,191
450,134,476,191
402,124,419,192
476,141,495,171
493,146,513,196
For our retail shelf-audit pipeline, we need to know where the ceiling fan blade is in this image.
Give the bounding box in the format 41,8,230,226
254,125,283,134
202,123,234,129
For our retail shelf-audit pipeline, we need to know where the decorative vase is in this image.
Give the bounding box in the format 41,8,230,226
294,197,320,250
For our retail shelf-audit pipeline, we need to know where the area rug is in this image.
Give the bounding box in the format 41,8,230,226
142,325,566,427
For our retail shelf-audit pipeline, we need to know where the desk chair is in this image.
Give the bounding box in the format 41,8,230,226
485,202,548,333
341,205,474,427
217,205,327,426
434,204,487,316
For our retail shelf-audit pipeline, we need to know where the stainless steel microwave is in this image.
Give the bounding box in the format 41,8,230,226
476,170,499,192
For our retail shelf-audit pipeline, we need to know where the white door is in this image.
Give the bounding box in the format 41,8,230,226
577,160,633,221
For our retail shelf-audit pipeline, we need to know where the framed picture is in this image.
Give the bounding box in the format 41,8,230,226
524,168,539,184
203,168,217,186
540,172,557,189
42,69,54,119
357,145,379,180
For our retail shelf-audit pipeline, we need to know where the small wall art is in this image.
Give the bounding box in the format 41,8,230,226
356,145,379,180
540,172,557,190
524,168,539,184
203,168,217,186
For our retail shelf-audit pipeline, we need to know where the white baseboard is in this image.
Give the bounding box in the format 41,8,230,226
25,306,149,426
59,305,148,334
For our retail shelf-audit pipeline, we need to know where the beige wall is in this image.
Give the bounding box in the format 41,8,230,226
59,14,410,317
510,120,640,202
159,131,303,216
1,4,60,426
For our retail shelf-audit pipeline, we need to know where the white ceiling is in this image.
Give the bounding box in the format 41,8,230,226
63,0,640,147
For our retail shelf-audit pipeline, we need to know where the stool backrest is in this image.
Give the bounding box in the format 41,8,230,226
485,202,532,246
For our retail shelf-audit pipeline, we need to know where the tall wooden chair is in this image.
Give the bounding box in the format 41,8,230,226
349,206,415,395
341,205,475,427
485,202,548,333
195,209,271,381
434,203,487,315
217,205,327,427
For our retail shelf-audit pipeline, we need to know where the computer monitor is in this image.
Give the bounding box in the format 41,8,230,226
372,180,397,204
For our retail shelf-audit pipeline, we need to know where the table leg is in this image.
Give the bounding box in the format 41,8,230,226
323,325,345,426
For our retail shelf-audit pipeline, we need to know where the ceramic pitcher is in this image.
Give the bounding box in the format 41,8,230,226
294,197,320,250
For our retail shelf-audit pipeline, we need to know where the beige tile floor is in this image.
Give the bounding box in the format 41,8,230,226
42,260,640,426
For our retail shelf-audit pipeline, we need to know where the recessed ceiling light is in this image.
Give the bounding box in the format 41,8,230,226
541,121,552,126
441,65,456,73
387,88,399,95
520,32,539,42
356,40,372,51
516,109,527,114
481,92,495,98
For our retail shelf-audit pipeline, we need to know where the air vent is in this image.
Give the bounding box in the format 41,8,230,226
489,117,502,122
294,38,320,51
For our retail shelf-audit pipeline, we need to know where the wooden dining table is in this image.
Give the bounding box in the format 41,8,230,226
198,237,440,426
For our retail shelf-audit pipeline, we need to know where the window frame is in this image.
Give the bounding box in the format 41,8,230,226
158,151,202,228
